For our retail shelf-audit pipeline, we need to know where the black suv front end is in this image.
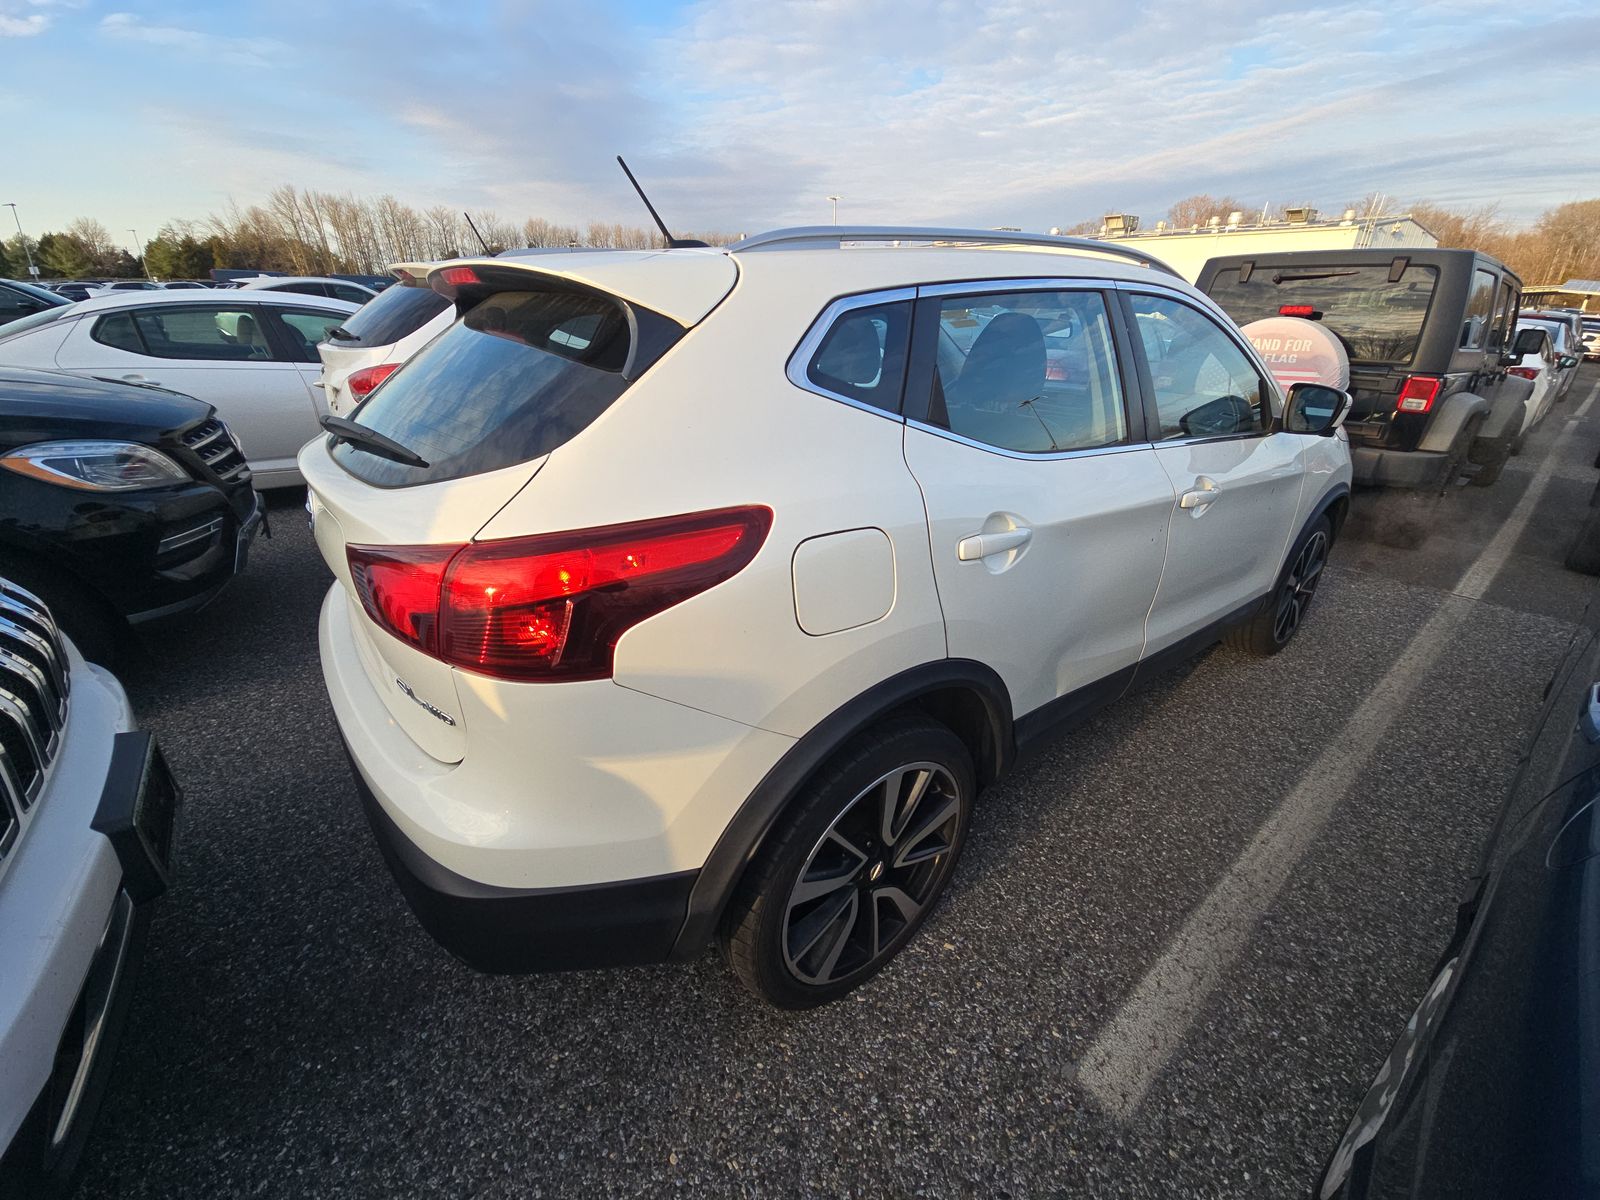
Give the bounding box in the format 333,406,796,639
0,368,262,657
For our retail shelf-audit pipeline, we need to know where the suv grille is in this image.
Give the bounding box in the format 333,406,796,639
0,580,70,860
182,419,251,484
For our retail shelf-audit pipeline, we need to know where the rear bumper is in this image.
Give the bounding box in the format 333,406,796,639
343,743,695,973
1351,445,1450,489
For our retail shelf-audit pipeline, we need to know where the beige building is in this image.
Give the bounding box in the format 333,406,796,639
1085,209,1439,282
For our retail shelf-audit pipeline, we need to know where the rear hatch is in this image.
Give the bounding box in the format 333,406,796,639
1203,259,1440,443
302,251,737,762
316,262,451,415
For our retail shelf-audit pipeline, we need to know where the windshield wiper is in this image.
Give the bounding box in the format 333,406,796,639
326,326,358,341
319,415,429,468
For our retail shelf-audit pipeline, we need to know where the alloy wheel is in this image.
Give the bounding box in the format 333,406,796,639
782,762,963,986
1273,530,1328,644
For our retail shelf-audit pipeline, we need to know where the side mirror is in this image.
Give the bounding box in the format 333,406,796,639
1510,327,1548,358
1281,382,1352,436
1561,355,1580,370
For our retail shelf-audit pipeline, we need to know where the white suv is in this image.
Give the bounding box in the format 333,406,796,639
303,227,1353,1008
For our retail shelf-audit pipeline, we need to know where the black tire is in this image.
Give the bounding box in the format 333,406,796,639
721,715,974,1009
1439,414,1484,493
1226,516,1332,657
1470,437,1509,488
0,554,121,666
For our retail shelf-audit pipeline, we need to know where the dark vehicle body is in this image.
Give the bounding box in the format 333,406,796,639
0,368,261,659
1316,600,1600,1198
1198,249,1531,490
0,279,69,329
47,282,102,303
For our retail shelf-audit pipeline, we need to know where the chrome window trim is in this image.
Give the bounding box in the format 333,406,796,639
905,419,1155,463
916,277,1116,299
1113,279,1286,444
785,287,917,418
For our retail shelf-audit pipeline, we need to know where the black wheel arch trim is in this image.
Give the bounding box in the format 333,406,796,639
669,658,1013,960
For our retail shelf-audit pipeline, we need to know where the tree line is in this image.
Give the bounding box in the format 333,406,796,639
5,185,1598,287
1063,192,1600,287
0,185,742,282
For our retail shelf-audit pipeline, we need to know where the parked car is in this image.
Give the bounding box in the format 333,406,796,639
1510,319,1578,425
88,281,161,295
0,279,69,329
157,281,211,290
316,262,452,416
0,577,181,1197
1316,598,1600,1199
1581,316,1600,362
47,282,103,303
1198,249,1537,490
0,367,260,661
303,227,1354,1008
1518,311,1582,399
238,276,377,305
0,290,357,487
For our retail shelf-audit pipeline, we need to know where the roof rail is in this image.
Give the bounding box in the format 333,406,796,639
727,225,1182,278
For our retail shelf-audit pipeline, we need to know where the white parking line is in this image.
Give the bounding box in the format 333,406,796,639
1077,384,1596,1121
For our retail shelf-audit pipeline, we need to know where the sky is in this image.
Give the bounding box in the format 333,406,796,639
3,0,1599,248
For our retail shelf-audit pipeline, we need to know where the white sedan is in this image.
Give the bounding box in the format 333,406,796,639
0,289,357,487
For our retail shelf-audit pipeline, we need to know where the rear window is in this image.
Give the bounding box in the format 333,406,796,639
1205,263,1439,365
333,288,670,487
332,282,450,348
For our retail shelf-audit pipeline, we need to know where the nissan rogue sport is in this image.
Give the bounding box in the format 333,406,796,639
302,227,1353,1009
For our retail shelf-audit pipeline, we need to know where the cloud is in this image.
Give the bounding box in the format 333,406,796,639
98,11,287,68
0,12,47,36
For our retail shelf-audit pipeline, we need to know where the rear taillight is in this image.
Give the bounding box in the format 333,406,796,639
1278,304,1321,319
346,363,400,400
1395,375,1443,414
347,506,772,681
1506,366,1540,380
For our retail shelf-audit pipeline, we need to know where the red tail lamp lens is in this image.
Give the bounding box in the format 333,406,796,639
1396,375,1443,414
346,506,772,681
438,266,481,287
346,362,400,399
1506,366,1540,380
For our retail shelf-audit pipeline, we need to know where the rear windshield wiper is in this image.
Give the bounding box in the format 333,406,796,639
326,326,358,341
1270,270,1360,284
319,415,429,468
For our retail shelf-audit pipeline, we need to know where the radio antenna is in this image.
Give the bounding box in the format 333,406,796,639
616,156,707,249
462,211,492,254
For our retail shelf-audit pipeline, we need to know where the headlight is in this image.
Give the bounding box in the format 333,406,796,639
0,440,190,491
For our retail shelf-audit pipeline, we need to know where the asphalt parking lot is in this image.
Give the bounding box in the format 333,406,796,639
78,370,1600,1199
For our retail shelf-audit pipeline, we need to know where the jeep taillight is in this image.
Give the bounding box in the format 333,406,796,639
347,507,772,681
1396,375,1442,414
1506,366,1540,381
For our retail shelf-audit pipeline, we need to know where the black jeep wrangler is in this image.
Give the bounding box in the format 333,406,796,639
1196,249,1542,490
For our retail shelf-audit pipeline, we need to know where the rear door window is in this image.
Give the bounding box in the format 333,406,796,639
93,304,275,360
333,287,680,487
331,283,450,347
1461,269,1496,349
803,300,911,412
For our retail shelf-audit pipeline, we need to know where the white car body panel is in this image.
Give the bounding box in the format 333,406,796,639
318,305,453,417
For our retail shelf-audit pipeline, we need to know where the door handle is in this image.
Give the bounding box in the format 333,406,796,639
957,527,1032,561
1179,479,1222,510
120,373,160,386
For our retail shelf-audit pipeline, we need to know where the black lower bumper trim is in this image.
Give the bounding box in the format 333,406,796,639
90,732,181,905
342,741,696,974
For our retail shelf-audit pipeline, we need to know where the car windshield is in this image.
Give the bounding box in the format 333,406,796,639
1205,264,1439,365
331,281,450,348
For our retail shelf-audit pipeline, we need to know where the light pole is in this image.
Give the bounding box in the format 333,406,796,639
4,203,38,278
827,195,841,226
128,228,149,279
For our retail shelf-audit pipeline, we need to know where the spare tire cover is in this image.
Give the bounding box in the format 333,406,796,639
1240,316,1349,389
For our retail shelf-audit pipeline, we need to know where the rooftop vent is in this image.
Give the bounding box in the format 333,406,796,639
1227,211,1244,227
1284,206,1317,225
1207,215,1222,228
1100,213,1139,236
1341,208,1358,225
